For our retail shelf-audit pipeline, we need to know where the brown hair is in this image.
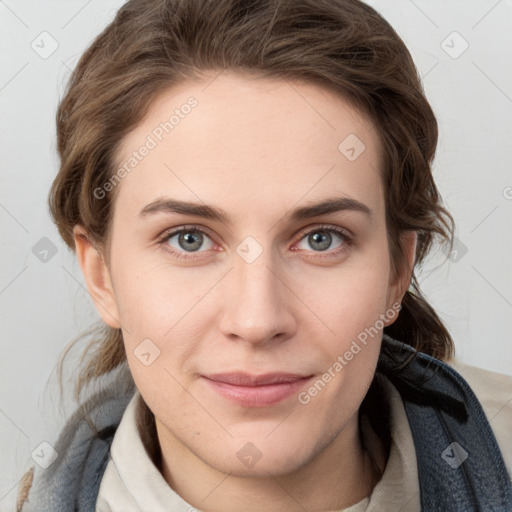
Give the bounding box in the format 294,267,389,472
50,0,455,400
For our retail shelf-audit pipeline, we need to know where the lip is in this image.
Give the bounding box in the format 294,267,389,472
201,372,313,407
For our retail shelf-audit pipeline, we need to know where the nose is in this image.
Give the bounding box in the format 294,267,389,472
218,247,297,347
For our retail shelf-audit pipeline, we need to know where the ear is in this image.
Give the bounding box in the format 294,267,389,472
73,225,121,329
385,230,417,326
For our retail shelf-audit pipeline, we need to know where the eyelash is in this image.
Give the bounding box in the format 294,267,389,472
156,224,353,261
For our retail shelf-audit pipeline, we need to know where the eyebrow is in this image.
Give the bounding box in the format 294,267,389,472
139,196,372,224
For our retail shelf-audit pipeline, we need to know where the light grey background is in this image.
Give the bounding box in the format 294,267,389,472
1,1,511,509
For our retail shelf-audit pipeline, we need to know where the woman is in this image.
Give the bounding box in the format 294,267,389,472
17,0,512,510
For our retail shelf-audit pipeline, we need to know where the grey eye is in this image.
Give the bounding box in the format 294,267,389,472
297,229,345,252
166,230,214,253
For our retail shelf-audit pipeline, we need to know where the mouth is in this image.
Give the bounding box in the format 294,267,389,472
201,372,314,407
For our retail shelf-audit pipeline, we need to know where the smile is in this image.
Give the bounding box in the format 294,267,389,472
201,372,314,407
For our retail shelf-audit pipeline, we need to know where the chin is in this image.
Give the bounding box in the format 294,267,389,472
201,436,318,478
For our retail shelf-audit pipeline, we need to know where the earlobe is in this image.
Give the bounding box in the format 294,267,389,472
73,226,122,329
401,230,418,293
385,230,417,326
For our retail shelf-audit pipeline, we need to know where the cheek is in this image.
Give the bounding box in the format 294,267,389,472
108,252,210,382
309,245,391,332
108,245,201,335
301,262,390,415
302,247,392,391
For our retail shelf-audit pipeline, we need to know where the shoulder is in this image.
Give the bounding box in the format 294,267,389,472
15,365,136,511
445,357,512,477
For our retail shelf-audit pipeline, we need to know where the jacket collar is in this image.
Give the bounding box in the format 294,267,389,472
378,334,512,511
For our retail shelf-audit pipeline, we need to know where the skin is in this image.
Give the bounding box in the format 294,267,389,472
75,71,417,511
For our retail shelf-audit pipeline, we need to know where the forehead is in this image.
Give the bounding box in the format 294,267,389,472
112,71,383,221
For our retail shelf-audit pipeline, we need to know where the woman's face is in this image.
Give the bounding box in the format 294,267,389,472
78,72,413,479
